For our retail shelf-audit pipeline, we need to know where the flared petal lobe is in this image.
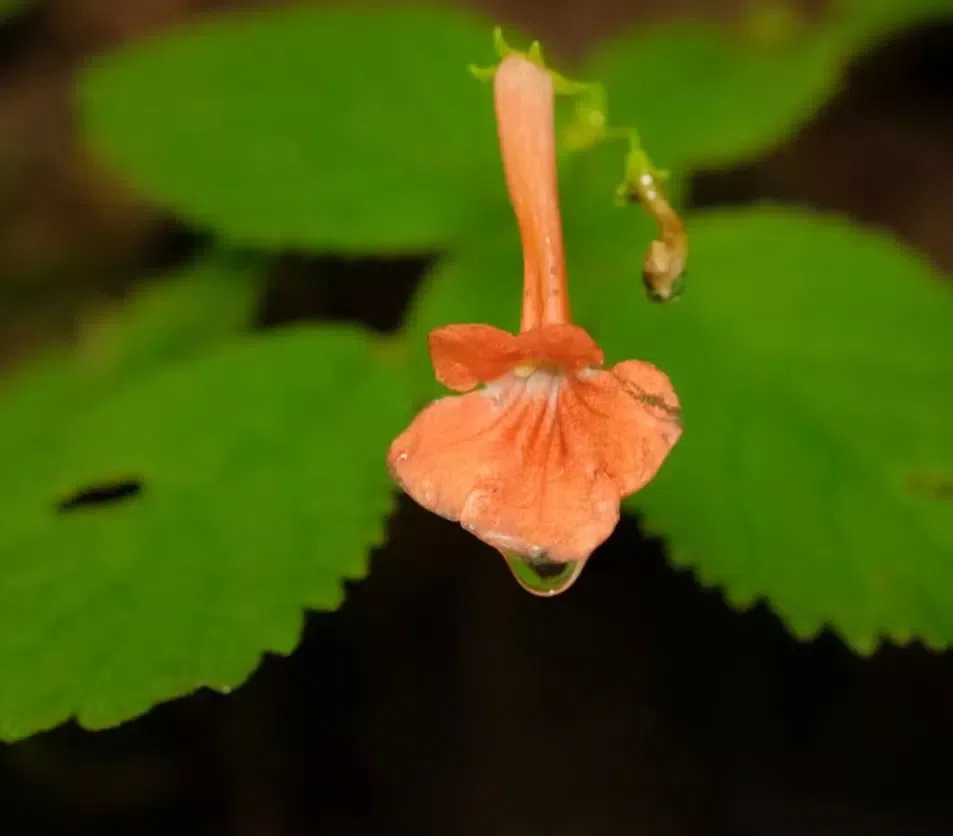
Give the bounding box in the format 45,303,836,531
388,358,681,564
570,359,682,496
428,323,604,391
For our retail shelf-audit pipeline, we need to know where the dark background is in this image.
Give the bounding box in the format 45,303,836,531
2,1,953,834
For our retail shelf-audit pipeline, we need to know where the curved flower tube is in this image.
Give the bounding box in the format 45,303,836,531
388,52,682,595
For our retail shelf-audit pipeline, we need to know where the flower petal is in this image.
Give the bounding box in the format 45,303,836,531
388,371,621,563
564,360,682,497
516,324,604,371
428,324,519,391
428,323,604,392
388,376,520,519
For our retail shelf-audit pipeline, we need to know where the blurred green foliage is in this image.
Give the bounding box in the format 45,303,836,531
833,0,953,53
0,0,951,738
582,20,843,176
79,6,501,251
0,0,28,25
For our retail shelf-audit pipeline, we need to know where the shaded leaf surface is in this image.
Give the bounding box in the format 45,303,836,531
585,2,953,181
83,249,265,386
832,0,953,54
584,20,844,175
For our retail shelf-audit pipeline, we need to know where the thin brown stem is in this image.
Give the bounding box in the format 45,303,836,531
635,172,687,303
613,135,688,303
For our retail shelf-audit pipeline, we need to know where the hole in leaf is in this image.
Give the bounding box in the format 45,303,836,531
137,220,211,275
256,253,435,334
57,479,143,513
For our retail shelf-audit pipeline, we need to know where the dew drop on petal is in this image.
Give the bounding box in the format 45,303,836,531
502,552,587,596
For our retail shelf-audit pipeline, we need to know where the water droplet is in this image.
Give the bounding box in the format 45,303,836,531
502,552,587,597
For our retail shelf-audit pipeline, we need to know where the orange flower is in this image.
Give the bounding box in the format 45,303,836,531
388,53,682,594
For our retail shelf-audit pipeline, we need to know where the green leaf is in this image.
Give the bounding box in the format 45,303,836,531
583,2,953,184
0,250,266,468
79,6,504,252
79,249,265,387
406,197,953,652
613,209,953,653
0,325,409,740
583,19,844,175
